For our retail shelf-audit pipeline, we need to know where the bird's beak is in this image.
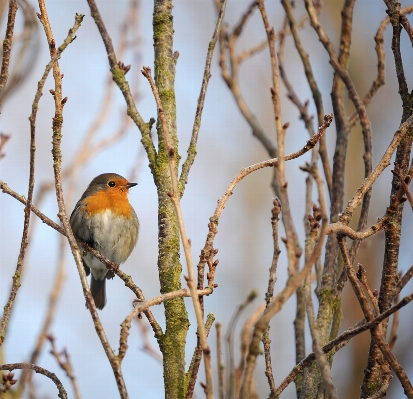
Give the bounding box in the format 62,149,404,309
126,182,138,189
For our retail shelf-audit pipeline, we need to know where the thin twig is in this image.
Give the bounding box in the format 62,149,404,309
305,283,337,399
0,363,68,399
37,2,130,396
226,291,258,398
356,264,380,315
198,116,332,336
256,0,286,228
47,335,81,399
305,0,373,227
19,235,67,389
388,286,400,350
216,1,277,158
236,303,266,397
141,65,213,397
179,0,227,193
0,0,40,106
280,0,331,196
185,314,215,399
120,287,213,363
391,168,413,210
338,238,413,396
340,113,413,224
216,323,224,399
0,133,10,158
262,198,281,394
241,142,330,397
396,264,413,297
0,11,84,349
276,290,413,395
86,0,156,172
0,0,18,99
135,317,163,363
0,179,163,340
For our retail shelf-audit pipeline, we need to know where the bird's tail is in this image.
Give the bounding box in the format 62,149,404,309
90,276,107,310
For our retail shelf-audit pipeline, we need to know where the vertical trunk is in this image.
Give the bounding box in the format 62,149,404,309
153,2,189,398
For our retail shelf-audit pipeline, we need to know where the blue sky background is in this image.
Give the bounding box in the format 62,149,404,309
1,1,413,398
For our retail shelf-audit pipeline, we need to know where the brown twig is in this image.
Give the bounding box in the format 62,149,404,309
338,238,413,397
37,2,130,396
340,113,413,224
400,13,413,46
0,133,10,159
185,314,215,399
388,284,400,351
179,0,227,193
198,117,332,350
0,0,40,106
217,1,277,158
327,217,387,240
135,317,163,363
240,15,310,64
0,363,67,399
356,264,380,314
389,2,408,101
236,303,266,397
86,0,156,170
20,235,67,390
0,178,163,339
241,137,331,397
47,335,81,399
305,0,373,228
0,11,83,349
0,0,18,98
202,114,331,283
396,264,413,297
141,65,213,397
225,291,257,398
391,168,413,210
365,361,392,399
304,282,337,399
261,198,281,394
275,289,413,395
258,3,303,317
119,287,213,363
216,323,224,399
280,0,331,196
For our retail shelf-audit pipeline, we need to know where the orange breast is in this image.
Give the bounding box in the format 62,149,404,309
84,189,133,218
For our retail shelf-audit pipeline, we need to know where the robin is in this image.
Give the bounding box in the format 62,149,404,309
70,173,139,310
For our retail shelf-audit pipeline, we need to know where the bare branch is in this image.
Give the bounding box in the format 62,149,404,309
276,289,413,395
179,0,228,193
0,363,68,399
47,335,81,399
0,12,84,348
0,0,18,98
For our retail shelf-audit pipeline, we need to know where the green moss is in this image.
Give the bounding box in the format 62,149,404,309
111,66,126,86
153,12,173,42
318,288,340,312
405,128,413,139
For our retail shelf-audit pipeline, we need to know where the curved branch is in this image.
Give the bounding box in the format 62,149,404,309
197,114,333,288
0,363,67,399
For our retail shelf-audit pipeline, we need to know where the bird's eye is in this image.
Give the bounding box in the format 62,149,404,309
108,181,116,187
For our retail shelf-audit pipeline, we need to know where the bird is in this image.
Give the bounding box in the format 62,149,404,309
69,173,139,310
